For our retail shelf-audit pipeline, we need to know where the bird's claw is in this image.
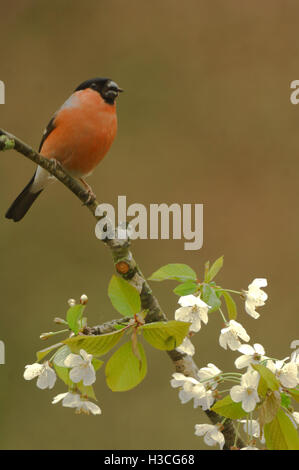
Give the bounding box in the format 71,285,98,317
49,158,62,172
83,190,96,205
79,178,96,205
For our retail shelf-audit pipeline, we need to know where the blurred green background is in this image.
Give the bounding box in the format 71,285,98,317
0,0,298,450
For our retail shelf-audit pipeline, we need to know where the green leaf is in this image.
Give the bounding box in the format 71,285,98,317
257,374,269,398
288,388,299,403
36,342,63,362
281,392,292,409
53,364,72,386
258,391,281,432
221,291,237,320
211,394,248,419
92,358,104,371
148,264,197,283
53,345,72,367
204,261,210,281
77,382,97,400
201,284,221,312
53,346,73,386
141,320,190,350
173,280,198,296
66,305,85,334
205,256,224,282
105,341,147,391
108,275,141,317
252,363,280,392
264,408,299,450
63,328,125,357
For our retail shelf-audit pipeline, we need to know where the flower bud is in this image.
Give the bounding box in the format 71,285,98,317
40,332,52,340
80,294,88,305
53,317,67,325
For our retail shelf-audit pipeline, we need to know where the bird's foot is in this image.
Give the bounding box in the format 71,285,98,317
80,178,96,205
49,158,62,173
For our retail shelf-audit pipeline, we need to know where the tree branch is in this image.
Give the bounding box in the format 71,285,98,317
0,128,244,449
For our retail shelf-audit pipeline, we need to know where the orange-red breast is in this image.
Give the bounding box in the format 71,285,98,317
6,77,123,222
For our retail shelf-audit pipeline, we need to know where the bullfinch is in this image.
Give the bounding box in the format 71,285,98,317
5,77,123,222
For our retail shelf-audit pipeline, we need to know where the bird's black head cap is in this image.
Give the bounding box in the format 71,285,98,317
75,78,123,104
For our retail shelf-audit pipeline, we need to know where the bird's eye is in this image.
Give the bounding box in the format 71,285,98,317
90,83,97,89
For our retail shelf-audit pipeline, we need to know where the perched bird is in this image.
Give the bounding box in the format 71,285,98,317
5,77,123,222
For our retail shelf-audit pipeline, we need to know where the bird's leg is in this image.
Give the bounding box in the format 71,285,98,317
79,178,96,205
49,158,62,172
46,158,63,181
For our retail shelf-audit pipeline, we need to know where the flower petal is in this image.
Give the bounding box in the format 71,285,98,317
69,366,85,383
230,385,245,403
64,353,84,368
175,307,192,323
178,295,198,307
24,363,43,380
176,337,195,356
52,392,68,404
249,278,267,289
235,355,252,369
238,344,255,355
194,424,213,436
82,365,96,386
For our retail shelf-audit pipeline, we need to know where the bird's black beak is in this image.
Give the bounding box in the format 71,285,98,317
103,81,124,103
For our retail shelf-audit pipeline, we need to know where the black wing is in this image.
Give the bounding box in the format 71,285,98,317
38,115,56,152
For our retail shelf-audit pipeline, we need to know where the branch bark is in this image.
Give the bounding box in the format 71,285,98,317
0,128,244,449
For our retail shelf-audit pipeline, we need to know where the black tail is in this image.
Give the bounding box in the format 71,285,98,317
5,175,43,222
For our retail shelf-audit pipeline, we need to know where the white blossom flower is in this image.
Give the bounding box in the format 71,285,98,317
219,320,250,351
275,361,298,388
171,373,211,408
52,392,81,407
176,337,195,356
175,294,210,332
24,363,43,380
178,381,207,405
235,344,266,369
64,349,96,386
265,358,287,374
170,372,199,389
177,385,196,404
68,298,76,307
52,392,101,415
266,359,298,388
243,278,267,319
240,446,259,450
171,373,215,410
230,370,260,412
75,399,101,415
194,424,225,449
239,419,265,443
24,361,56,390
197,363,222,390
193,389,215,410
